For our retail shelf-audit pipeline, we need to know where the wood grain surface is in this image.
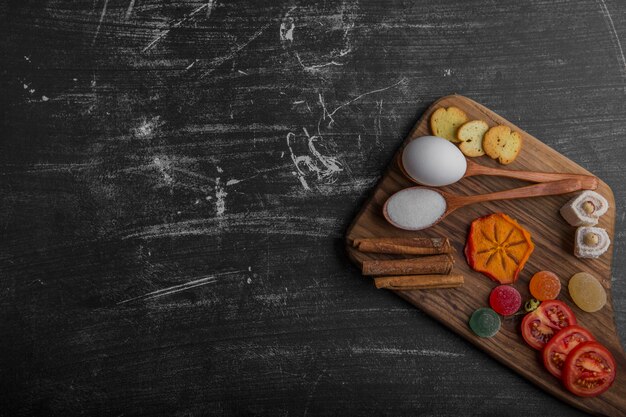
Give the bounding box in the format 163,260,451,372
2,0,626,416
346,95,624,416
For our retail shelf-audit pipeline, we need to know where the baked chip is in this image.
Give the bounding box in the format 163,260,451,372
483,125,522,164
429,106,468,143
457,120,488,157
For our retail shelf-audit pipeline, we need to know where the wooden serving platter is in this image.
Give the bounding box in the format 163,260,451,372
346,95,625,416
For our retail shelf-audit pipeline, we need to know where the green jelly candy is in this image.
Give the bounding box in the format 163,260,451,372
469,308,501,338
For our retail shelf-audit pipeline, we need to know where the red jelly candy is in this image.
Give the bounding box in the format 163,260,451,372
489,285,522,316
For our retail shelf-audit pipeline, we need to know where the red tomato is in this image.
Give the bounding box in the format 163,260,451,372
562,341,616,397
542,325,595,378
521,300,577,350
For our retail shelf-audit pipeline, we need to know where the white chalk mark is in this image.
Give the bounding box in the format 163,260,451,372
285,129,343,190
328,77,406,120
226,179,241,186
596,0,626,89
337,22,355,57
375,99,383,146
5,162,100,174
134,116,161,137
318,93,334,125
237,70,248,75
215,176,227,216
200,24,270,77
120,164,211,194
121,212,342,240
185,59,199,70
153,157,174,187
293,100,304,104
142,3,210,52
286,132,310,190
41,96,49,102
295,52,343,72
443,68,452,76
170,167,217,185
92,0,110,46
117,271,243,304
280,21,295,42
303,373,324,417
124,0,136,20
279,6,297,43
350,346,463,358
303,128,343,182
206,0,216,18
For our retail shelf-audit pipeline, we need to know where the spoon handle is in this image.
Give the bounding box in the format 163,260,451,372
450,179,586,209
466,161,598,189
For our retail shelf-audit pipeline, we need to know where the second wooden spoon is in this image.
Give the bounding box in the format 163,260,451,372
384,179,588,231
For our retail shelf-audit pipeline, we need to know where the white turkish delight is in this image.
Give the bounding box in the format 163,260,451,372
574,226,610,259
560,191,608,227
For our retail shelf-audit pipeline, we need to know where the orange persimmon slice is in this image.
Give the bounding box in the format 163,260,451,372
464,213,534,284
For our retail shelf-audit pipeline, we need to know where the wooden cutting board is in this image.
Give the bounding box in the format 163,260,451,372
346,95,625,416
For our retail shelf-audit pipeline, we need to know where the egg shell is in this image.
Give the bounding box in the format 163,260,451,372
401,136,467,186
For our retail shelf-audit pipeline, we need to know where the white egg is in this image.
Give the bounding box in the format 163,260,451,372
401,136,467,186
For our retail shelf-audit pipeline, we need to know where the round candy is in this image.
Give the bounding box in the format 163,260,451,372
489,285,522,316
568,272,607,312
469,308,501,338
529,271,561,301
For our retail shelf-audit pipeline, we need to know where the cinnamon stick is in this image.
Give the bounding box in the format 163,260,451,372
361,254,454,276
374,274,464,290
353,237,451,255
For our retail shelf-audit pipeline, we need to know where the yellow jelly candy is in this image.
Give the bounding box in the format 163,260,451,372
568,272,607,313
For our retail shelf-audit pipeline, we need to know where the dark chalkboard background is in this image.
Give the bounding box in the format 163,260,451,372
2,0,626,415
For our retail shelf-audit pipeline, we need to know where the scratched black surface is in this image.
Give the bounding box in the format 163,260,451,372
2,0,626,416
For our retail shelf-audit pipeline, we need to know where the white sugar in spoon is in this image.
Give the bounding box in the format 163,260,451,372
384,179,589,231
400,136,598,189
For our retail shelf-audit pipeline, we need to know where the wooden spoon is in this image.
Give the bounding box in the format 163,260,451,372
397,150,598,189
384,178,587,231
464,158,598,187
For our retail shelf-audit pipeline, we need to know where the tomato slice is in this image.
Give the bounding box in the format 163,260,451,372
521,300,577,350
562,341,616,397
542,325,595,378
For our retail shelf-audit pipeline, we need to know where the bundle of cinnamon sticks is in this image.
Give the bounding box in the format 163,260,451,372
351,237,463,290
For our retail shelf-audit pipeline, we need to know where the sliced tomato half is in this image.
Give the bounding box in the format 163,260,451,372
521,300,577,350
562,341,616,397
542,325,595,378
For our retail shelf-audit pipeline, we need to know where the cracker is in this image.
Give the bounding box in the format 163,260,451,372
483,125,522,165
457,120,488,157
429,106,468,143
